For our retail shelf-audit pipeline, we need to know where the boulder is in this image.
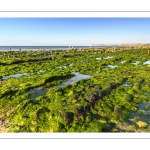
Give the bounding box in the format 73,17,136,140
136,121,148,128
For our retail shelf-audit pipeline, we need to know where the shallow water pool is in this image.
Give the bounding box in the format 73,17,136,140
132,61,140,65
143,60,150,65
95,58,101,60
103,56,113,59
58,72,91,87
2,73,28,80
108,65,118,68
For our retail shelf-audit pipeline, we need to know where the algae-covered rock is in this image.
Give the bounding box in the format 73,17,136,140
144,105,150,110
136,121,148,128
88,92,99,103
99,119,107,124
64,112,74,124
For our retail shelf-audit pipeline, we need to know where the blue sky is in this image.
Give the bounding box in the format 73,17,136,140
0,18,150,46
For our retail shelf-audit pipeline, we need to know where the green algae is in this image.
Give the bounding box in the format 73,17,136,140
1,48,150,132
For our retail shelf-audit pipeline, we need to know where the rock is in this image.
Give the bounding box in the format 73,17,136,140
88,92,99,103
109,83,117,90
84,104,91,112
35,107,50,120
73,94,79,100
11,60,24,64
136,121,148,128
114,107,122,116
75,106,85,116
98,91,106,98
64,112,74,124
99,119,106,124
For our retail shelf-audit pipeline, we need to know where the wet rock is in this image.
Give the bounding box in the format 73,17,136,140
114,107,122,116
98,91,106,98
60,100,66,103
11,60,24,64
44,83,52,88
122,71,129,75
64,112,74,124
75,106,85,116
84,104,91,112
73,94,80,100
0,62,8,65
88,92,99,103
139,79,145,85
136,121,148,128
35,107,50,120
95,85,102,90
0,76,2,79
109,83,117,90
85,85,94,90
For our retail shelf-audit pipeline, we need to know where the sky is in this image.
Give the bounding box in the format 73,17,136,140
0,18,150,46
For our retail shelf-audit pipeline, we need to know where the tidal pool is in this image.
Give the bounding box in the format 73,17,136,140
2,73,28,80
39,70,45,72
102,68,108,71
103,56,113,59
69,63,73,66
56,66,68,69
121,60,126,64
95,58,101,60
143,60,150,65
123,81,132,86
108,65,118,68
129,101,150,127
132,61,140,65
28,87,48,100
116,100,150,132
29,72,92,99
58,72,91,87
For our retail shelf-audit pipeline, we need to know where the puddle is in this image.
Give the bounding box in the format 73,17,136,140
103,56,113,59
101,65,118,70
102,68,108,71
39,70,45,72
69,63,73,66
56,66,68,69
129,101,150,124
2,73,28,80
123,81,132,86
121,60,126,64
58,72,91,87
143,60,150,65
108,65,118,68
116,100,150,132
95,58,101,60
143,92,150,95
28,72,91,100
28,87,48,100
132,61,140,65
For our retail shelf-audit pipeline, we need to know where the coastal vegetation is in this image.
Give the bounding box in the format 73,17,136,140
0,46,150,132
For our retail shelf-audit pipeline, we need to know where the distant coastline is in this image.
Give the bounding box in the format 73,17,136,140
1,44,150,51
0,46,105,51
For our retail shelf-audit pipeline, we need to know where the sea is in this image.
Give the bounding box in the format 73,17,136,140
0,46,104,51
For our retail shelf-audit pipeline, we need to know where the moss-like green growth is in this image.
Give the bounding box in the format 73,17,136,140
1,47,150,132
